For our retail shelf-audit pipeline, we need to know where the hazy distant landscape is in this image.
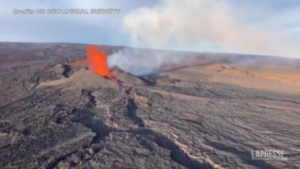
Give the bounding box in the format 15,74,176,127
0,42,299,169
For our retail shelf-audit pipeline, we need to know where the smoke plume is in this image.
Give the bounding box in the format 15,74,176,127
108,48,197,76
122,0,300,58
108,0,300,76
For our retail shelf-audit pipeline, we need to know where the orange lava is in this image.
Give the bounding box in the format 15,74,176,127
86,45,118,83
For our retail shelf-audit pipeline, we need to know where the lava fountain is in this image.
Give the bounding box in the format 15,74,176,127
86,45,118,83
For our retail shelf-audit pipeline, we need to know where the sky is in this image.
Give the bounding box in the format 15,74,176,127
0,0,300,58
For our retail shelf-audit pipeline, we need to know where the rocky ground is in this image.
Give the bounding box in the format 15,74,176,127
0,43,300,169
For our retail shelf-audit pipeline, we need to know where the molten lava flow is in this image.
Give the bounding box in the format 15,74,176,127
86,45,118,83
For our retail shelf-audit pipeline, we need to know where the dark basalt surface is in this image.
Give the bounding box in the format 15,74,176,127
0,43,300,169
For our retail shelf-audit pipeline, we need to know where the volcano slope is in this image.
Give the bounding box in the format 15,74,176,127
1,43,300,169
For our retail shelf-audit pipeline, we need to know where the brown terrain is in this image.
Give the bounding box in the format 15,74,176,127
0,42,300,169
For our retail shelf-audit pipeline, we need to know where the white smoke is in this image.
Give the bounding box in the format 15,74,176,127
122,0,300,58
108,0,300,76
108,48,197,76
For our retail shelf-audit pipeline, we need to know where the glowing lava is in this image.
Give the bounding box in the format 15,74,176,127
86,45,118,83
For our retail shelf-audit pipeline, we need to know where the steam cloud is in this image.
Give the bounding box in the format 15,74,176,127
108,0,300,75
122,0,300,58
108,48,196,76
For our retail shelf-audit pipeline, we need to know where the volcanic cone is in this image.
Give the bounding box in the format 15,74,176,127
111,66,145,85
38,67,119,90
86,45,118,83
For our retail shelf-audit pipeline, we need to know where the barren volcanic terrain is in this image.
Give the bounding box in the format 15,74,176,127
0,42,300,169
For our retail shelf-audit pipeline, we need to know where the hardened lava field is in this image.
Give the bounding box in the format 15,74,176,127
0,42,300,169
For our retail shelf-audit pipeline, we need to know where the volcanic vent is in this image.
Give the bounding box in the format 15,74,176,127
38,45,146,89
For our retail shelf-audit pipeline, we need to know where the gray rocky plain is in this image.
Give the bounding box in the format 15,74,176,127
0,43,300,169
